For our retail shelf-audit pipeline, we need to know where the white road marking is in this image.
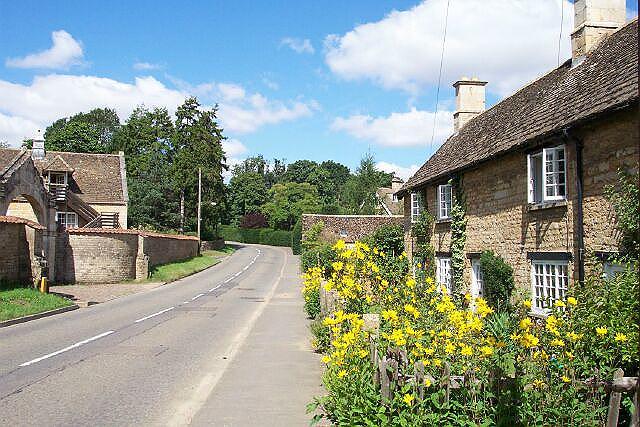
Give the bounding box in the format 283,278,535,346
134,306,175,323
20,330,115,367
167,247,286,426
183,301,190,304
191,293,204,301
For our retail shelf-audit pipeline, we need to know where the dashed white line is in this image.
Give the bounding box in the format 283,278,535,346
20,330,115,367
134,306,175,323
191,293,205,301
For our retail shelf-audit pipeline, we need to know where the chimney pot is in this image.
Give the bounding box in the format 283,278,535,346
31,130,45,160
571,0,626,62
453,77,487,132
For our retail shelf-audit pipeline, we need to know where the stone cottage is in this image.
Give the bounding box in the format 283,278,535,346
1,138,128,230
397,1,638,315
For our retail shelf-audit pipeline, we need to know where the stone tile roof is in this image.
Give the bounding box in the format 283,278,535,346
400,20,638,195
42,155,74,173
0,215,46,230
0,148,126,204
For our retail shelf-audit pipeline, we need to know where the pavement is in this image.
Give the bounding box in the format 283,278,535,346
50,282,165,307
0,244,324,426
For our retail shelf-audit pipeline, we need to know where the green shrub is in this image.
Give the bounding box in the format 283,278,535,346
239,228,261,243
364,223,404,256
218,224,242,242
604,169,639,258
291,219,302,255
480,250,515,312
260,229,292,247
309,318,331,353
218,225,292,247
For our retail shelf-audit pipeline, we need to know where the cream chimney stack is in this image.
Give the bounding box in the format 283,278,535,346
453,77,487,132
571,0,626,62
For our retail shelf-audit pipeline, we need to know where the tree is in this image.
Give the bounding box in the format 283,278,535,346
342,153,392,214
43,108,121,153
228,171,268,218
283,159,318,183
311,160,351,204
261,182,321,230
111,106,179,230
172,97,227,234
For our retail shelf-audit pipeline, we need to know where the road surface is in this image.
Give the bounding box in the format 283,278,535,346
0,244,323,426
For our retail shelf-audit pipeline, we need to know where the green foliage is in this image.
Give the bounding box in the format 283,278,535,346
479,250,515,312
411,210,436,279
43,108,120,153
365,224,405,256
309,317,330,352
147,251,229,283
604,169,639,258
291,219,302,255
301,222,336,273
284,159,319,183
0,288,72,321
450,207,467,296
261,182,321,230
342,153,393,214
218,225,292,247
228,172,268,218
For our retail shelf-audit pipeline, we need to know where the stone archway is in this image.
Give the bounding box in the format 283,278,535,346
0,150,57,280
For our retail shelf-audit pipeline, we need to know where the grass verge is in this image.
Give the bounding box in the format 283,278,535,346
147,246,235,283
0,287,73,322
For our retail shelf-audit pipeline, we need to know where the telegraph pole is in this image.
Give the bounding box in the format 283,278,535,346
197,168,202,251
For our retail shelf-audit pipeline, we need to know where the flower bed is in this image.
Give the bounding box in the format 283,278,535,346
304,240,639,426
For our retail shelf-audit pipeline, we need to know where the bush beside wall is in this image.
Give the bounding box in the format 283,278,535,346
219,225,292,247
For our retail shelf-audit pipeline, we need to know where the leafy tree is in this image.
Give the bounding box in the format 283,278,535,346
0,141,9,148
342,153,392,214
43,108,121,153
112,106,179,230
261,182,321,230
228,171,268,218
283,159,318,183
173,97,227,234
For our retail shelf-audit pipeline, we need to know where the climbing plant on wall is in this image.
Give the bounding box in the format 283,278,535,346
450,177,467,295
411,209,436,279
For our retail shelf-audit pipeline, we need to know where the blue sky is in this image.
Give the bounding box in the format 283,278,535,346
0,0,637,179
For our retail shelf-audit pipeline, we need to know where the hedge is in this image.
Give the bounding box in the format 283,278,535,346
219,225,292,247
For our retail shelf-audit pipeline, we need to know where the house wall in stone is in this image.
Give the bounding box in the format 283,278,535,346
404,107,638,295
302,214,403,244
0,219,44,284
143,234,199,268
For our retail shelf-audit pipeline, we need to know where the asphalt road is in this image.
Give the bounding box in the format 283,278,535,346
0,244,323,426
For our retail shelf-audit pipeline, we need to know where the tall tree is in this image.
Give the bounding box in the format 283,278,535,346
173,97,227,234
228,171,268,218
43,108,121,153
261,182,321,230
343,153,393,214
283,159,318,183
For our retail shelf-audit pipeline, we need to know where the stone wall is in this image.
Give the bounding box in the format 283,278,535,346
0,217,45,285
302,214,403,244
404,107,638,294
55,229,199,284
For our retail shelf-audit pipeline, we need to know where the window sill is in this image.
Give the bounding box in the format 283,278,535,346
527,200,567,212
435,218,452,224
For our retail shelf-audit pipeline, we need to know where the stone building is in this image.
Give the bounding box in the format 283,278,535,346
397,1,638,315
1,139,128,230
376,176,404,216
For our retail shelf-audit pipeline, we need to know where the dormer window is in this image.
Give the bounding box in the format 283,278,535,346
48,172,68,201
527,145,566,204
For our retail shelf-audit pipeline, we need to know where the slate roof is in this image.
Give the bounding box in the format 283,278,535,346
0,148,127,204
399,19,639,196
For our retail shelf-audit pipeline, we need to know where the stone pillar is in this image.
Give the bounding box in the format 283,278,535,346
453,77,487,132
135,234,149,280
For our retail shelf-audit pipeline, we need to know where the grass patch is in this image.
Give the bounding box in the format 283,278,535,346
147,246,235,283
0,287,73,322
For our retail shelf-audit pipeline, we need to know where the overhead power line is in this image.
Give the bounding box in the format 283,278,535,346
430,0,451,155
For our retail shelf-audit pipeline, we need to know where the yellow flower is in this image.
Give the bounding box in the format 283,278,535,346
445,342,456,354
480,345,494,357
381,309,399,323
433,358,442,367
337,369,347,378
333,240,346,251
614,333,628,342
523,300,532,309
402,393,414,406
358,349,369,358
567,297,577,306
424,378,432,387
596,326,608,336
565,351,575,360
519,318,533,330
460,345,473,357
561,375,571,383
322,355,331,364
520,333,539,348
555,300,566,308
533,379,545,389
404,304,420,319
550,338,565,347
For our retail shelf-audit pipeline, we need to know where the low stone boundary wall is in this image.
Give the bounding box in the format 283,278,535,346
0,216,45,285
55,229,199,284
201,239,225,251
302,214,403,244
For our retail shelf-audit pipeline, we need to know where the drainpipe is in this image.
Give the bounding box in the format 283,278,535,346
562,128,585,286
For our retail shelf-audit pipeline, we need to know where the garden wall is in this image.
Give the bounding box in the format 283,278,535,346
55,229,199,284
302,214,403,244
0,216,45,285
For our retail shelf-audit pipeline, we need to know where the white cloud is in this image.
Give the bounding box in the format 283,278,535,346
280,37,315,54
6,30,84,70
325,0,573,96
376,161,419,181
0,73,318,145
133,61,162,71
222,138,248,158
332,108,452,148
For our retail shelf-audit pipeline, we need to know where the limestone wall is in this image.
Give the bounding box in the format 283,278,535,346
142,234,199,268
0,217,44,285
302,214,403,244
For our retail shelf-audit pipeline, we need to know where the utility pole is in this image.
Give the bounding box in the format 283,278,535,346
197,168,202,250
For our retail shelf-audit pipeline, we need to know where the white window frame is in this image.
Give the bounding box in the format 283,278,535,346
530,260,569,314
436,257,452,293
410,192,423,223
437,184,452,220
56,211,78,229
471,258,484,299
603,261,625,280
527,145,566,204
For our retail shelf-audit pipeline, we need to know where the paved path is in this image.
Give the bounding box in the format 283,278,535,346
0,245,323,426
50,282,164,306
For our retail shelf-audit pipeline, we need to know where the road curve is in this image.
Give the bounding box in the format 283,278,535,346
0,244,323,426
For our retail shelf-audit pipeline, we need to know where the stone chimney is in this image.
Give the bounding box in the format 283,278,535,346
453,77,487,132
31,131,45,160
391,176,404,193
571,0,626,62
